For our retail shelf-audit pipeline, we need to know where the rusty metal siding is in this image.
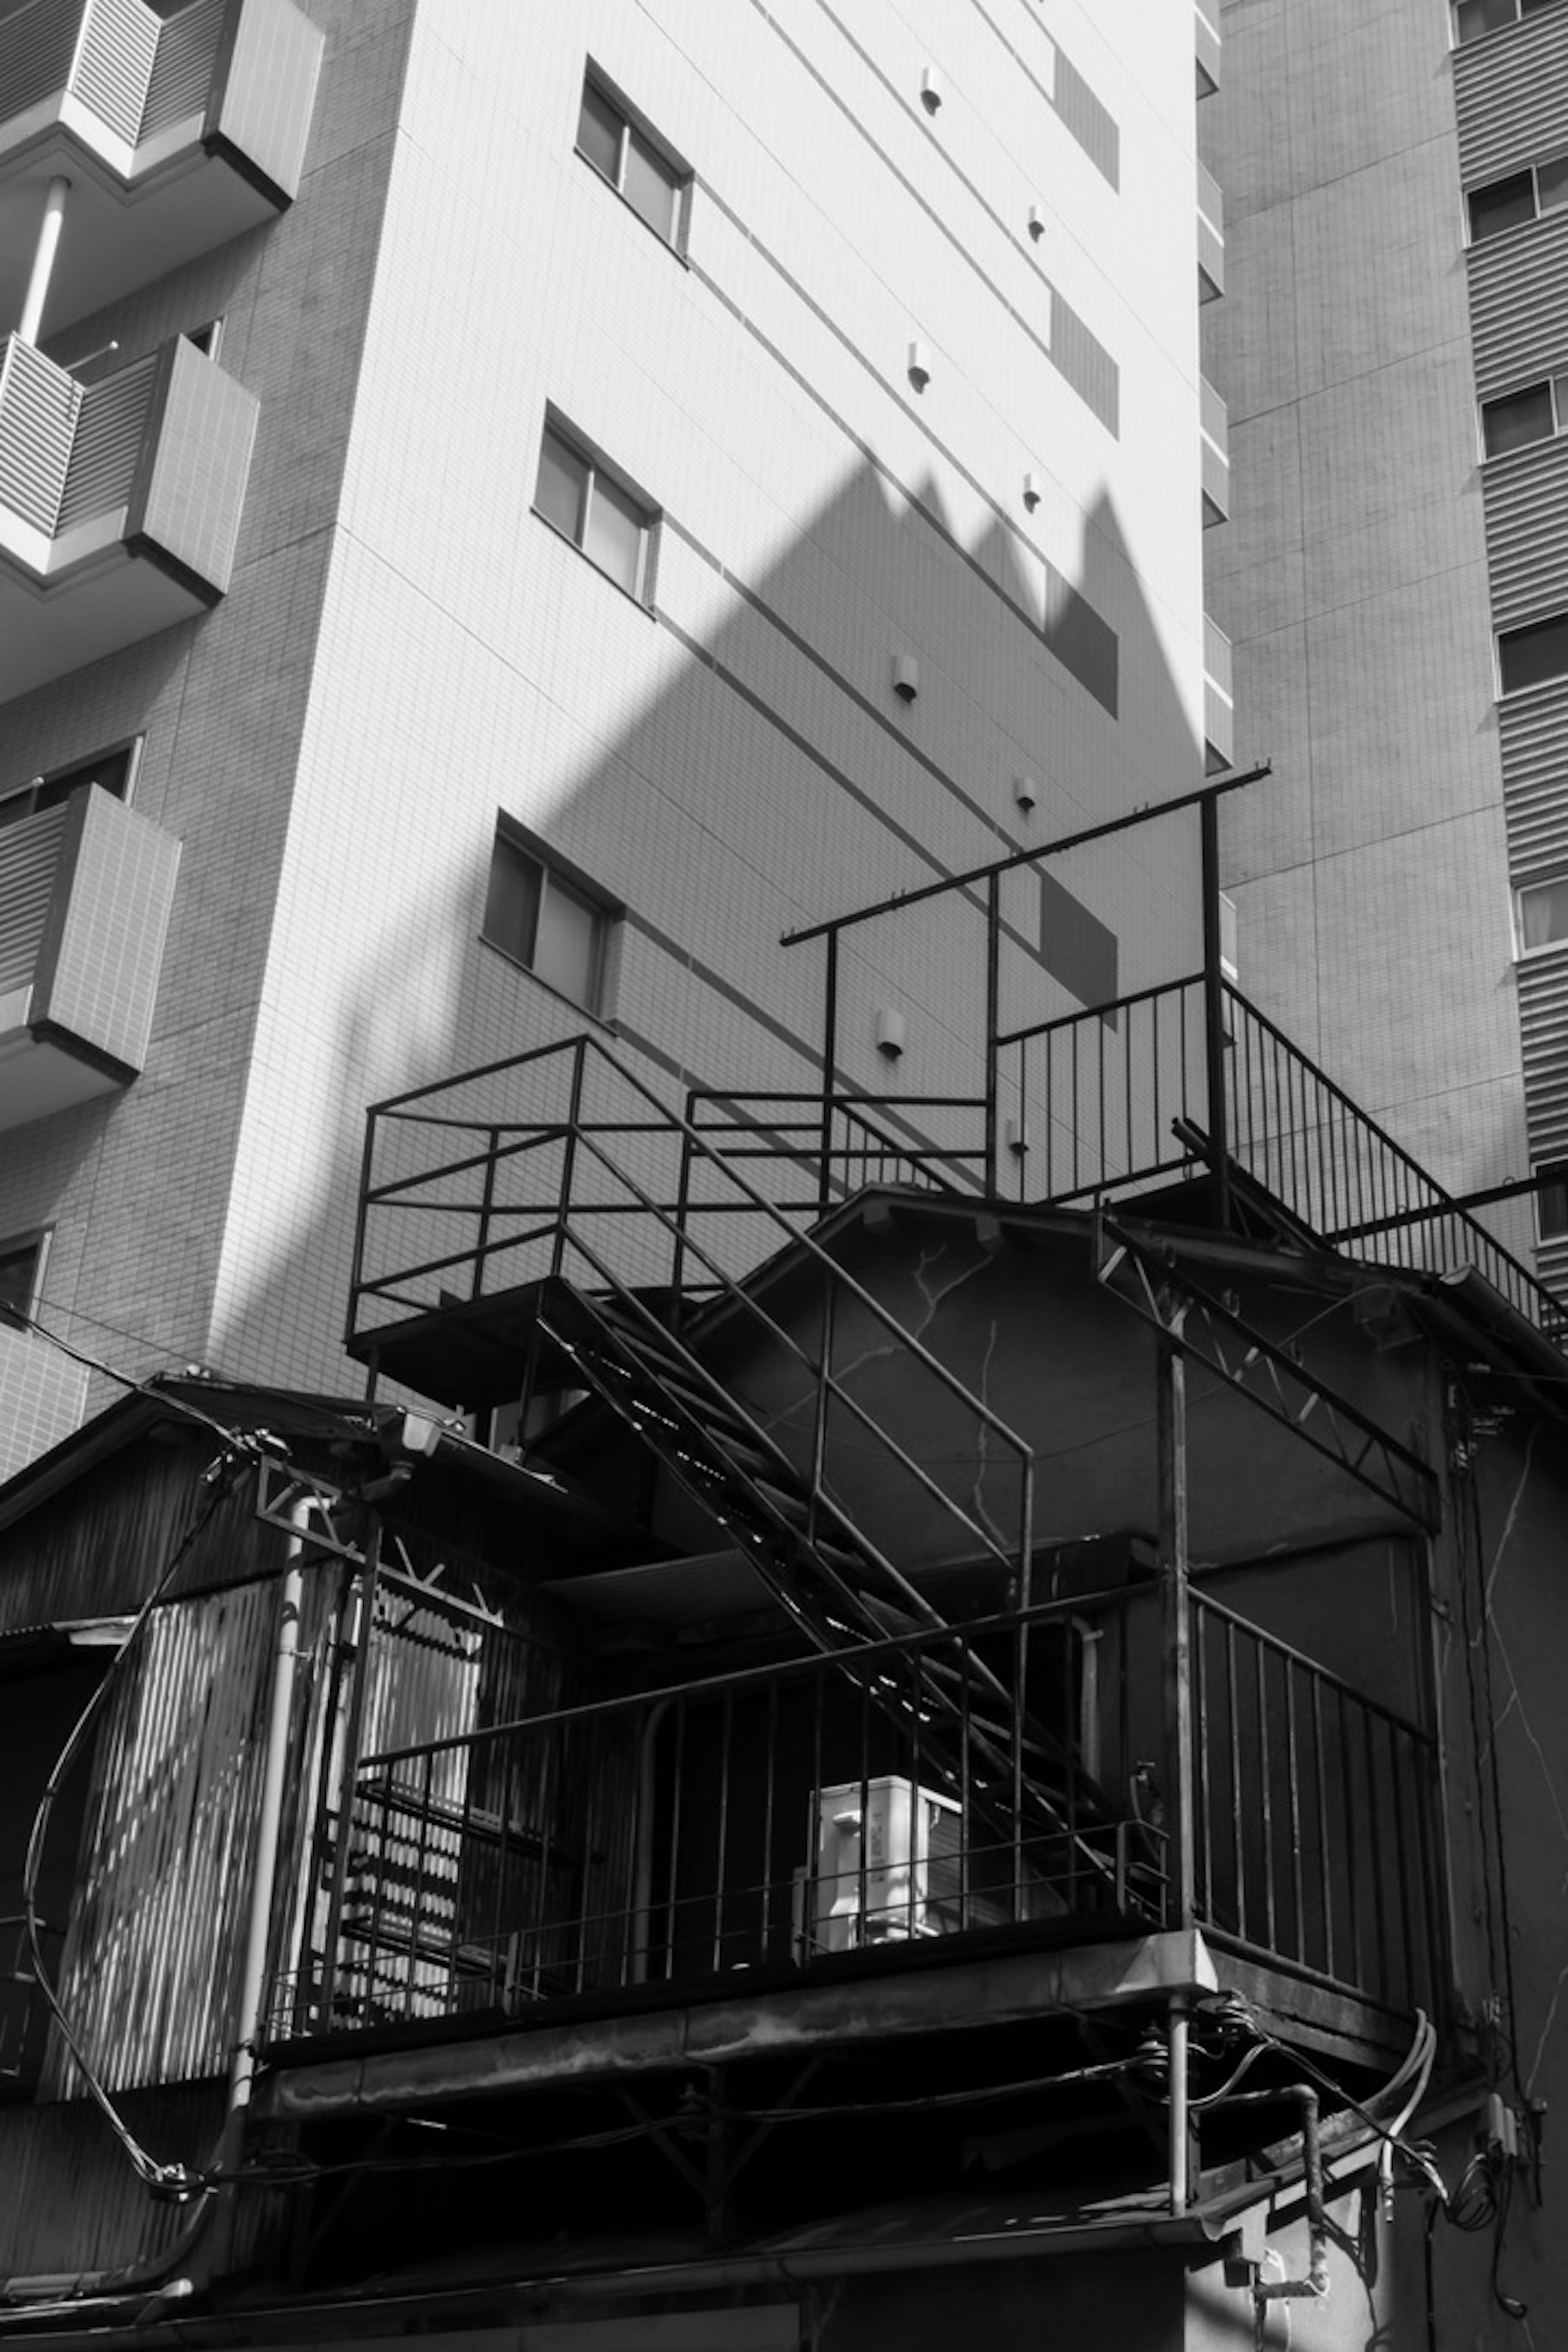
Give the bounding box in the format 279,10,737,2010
45,1579,283,2096
0,2080,284,2274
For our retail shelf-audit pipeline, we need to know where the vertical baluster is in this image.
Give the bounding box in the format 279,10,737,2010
1284,1659,1304,1971
1255,1636,1276,1956
1362,1699,1390,2004
711,1691,734,1974
1226,1620,1244,1944
1192,1595,1211,1928
760,1675,780,1963
1387,1716,1418,2013
1309,1672,1332,1982
664,1700,686,1981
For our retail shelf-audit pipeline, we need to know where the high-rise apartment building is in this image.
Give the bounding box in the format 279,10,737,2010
0,0,1222,1482
1202,0,1568,1294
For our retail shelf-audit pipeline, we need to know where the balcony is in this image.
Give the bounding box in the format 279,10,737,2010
1200,373,1229,527
1203,611,1233,770
1197,158,1224,302
0,330,258,696
0,780,180,1129
1195,1,1221,97
0,0,323,335
270,1584,1441,2059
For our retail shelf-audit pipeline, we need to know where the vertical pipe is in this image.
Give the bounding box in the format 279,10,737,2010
555,1040,586,1278
473,1125,499,1300
1200,794,1231,1228
820,931,840,1218
208,1499,309,2260
1157,1334,1194,1930
984,875,1001,1193
19,178,70,345
315,1526,381,2031
1168,1991,1191,2216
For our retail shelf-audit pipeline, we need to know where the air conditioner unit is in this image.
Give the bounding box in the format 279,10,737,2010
805,1777,964,1953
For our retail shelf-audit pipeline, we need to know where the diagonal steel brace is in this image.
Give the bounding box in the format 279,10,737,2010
1095,1221,1439,1530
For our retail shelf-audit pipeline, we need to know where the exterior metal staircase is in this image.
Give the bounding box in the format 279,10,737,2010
537,1275,1150,1915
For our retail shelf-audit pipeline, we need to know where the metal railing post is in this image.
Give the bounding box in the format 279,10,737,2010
1200,793,1231,1230
984,873,1001,1194
1158,1329,1195,1931
555,1039,587,1278
473,1125,500,1301
820,929,840,1217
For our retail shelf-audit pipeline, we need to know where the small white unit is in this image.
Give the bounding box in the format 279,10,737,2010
807,1777,963,1952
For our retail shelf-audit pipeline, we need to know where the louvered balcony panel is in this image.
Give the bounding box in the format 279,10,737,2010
0,0,323,334
0,805,68,998
0,336,78,537
57,350,156,530
141,0,223,136
74,0,158,145
0,0,78,117
0,786,180,1134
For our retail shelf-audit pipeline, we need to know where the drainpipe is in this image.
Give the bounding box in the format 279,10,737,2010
1168,1993,1190,2216
1227,2084,1330,2306
18,178,70,345
195,1499,310,2274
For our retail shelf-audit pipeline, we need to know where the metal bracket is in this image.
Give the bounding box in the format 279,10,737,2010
253,1456,369,1564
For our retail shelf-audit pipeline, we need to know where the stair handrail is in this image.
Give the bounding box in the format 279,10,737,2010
533,1105,1033,1599
361,1031,1036,1492
1223,981,1564,1332
547,1213,1022,1617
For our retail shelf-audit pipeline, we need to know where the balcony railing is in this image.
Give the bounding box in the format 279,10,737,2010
271,1586,1443,2044
999,973,1568,1336
0,0,323,333
0,782,181,1131
0,332,258,695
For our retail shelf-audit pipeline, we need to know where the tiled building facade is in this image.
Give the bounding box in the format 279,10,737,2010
0,0,1220,1477
1202,0,1568,1289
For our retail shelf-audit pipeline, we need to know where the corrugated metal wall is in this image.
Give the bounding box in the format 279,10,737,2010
1459,22,1568,1251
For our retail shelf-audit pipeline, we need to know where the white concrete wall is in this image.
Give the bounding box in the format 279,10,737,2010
207,0,1212,1385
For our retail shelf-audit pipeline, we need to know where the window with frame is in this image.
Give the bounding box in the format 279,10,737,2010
0,741,137,831
1517,872,1568,950
1468,153,1568,241
1456,0,1567,43
534,421,658,602
577,71,689,249
0,1233,46,1327
1499,613,1568,694
1482,379,1565,457
481,822,619,1016
1536,1163,1568,1239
